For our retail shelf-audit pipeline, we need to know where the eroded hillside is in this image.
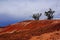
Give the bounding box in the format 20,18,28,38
0,20,60,40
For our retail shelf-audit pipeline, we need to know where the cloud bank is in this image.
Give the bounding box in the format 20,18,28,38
0,0,60,26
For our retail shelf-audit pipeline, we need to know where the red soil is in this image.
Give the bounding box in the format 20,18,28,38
0,20,60,40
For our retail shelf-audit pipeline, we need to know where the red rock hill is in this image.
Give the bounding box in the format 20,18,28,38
0,20,60,40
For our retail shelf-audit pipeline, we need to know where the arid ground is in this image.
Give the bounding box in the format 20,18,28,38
0,20,60,40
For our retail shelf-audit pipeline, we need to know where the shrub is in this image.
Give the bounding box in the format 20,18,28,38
32,13,42,20
45,8,55,20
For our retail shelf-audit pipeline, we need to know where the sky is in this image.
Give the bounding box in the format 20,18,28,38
0,0,60,27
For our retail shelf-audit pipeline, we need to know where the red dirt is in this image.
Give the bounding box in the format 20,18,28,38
0,20,60,40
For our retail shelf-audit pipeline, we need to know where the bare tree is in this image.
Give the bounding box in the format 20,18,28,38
32,13,42,20
45,8,55,20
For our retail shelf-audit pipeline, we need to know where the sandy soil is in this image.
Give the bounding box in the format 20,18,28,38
0,20,60,40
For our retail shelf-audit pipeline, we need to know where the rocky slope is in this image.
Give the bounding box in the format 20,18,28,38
29,30,60,40
0,20,60,40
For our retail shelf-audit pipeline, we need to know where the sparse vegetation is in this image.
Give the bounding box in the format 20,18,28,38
32,13,42,20
44,8,55,20
32,8,55,20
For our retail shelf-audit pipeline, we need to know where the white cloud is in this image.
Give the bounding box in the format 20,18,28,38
0,0,60,19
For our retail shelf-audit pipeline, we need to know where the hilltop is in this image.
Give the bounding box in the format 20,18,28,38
0,20,60,40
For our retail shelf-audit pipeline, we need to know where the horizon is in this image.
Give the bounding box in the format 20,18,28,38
0,0,60,27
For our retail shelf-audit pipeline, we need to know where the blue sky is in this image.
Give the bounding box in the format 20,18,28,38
0,0,60,27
